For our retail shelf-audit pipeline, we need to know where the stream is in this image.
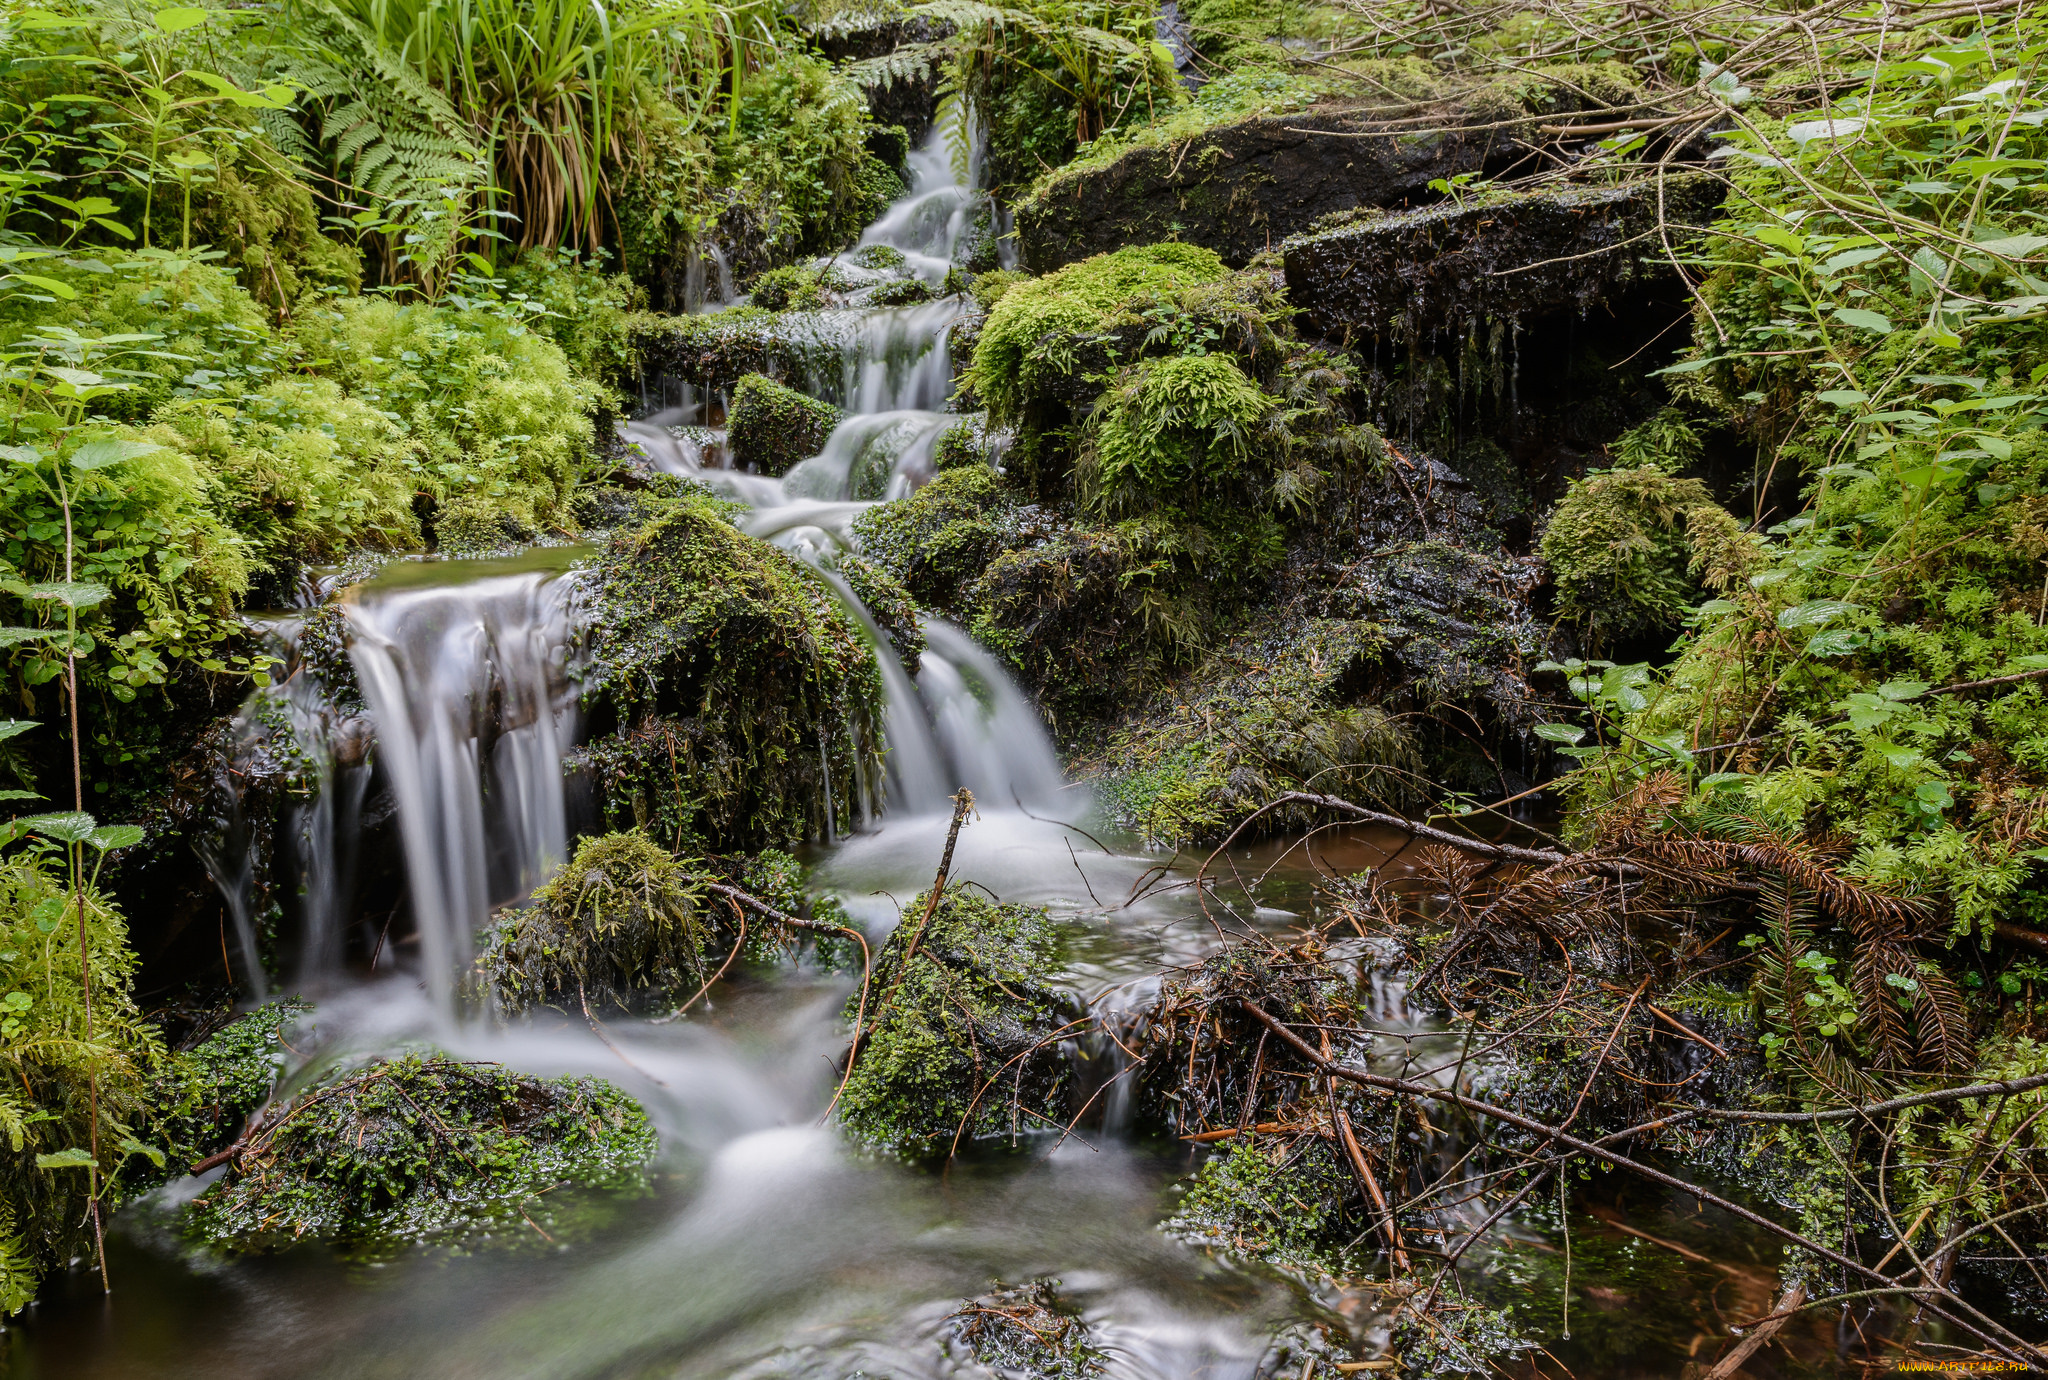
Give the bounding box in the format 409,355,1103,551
13,120,1813,1380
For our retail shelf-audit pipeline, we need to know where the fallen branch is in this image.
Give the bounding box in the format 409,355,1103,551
1704,1284,1805,1380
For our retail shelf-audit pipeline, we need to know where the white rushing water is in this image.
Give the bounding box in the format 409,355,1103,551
343,554,585,1013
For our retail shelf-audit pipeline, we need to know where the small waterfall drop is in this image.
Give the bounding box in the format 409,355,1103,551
344,555,584,1012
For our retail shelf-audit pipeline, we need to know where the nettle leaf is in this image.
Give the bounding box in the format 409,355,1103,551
0,720,35,743
1532,722,1586,745
86,824,144,852
1833,307,1893,334
68,438,163,470
15,811,96,843
1806,629,1869,657
1878,679,1929,701
0,628,61,648
23,581,111,609
1778,599,1861,629
35,1147,95,1170
117,1135,165,1168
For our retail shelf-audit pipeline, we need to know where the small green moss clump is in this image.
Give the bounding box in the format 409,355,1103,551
837,553,925,675
852,243,906,272
850,466,1017,616
968,243,1230,427
1538,434,1754,650
187,1054,656,1258
748,264,834,312
867,277,934,307
1167,1135,1362,1277
1082,352,1277,514
578,489,882,850
727,373,841,476
147,999,313,1180
480,830,711,1015
837,887,1077,1159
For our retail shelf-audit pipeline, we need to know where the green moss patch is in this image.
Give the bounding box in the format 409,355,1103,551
967,243,1229,428
837,888,1078,1159
850,466,1020,617
146,999,312,1179
187,1054,655,1258
727,373,841,476
1082,618,1419,846
577,490,882,850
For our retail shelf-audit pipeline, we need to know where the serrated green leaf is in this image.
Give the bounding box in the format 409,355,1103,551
1532,722,1586,745
0,720,36,742
86,824,144,851
22,581,110,609
67,438,163,471
34,1147,95,1170
15,811,95,843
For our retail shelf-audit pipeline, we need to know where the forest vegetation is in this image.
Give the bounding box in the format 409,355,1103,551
0,0,2043,1371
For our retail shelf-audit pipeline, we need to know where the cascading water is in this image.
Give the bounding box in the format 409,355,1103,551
343,552,585,1013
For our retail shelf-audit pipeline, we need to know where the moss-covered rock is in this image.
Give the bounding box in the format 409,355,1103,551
1166,1135,1363,1276
837,553,925,674
967,243,1231,429
146,999,312,1180
1282,176,1725,338
850,466,1022,617
186,1054,655,1258
1082,618,1420,846
837,888,1078,1159
576,490,882,850
1013,74,1643,273
480,831,712,1014
630,308,856,397
727,372,841,475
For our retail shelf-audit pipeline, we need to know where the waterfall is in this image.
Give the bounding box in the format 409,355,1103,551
345,558,584,1012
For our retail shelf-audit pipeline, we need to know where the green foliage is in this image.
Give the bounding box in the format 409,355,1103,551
836,885,1076,1159
969,267,1029,312
293,294,598,532
186,1052,656,1258
0,855,161,1313
493,250,645,395
576,488,882,850
726,371,839,475
1088,618,1418,845
721,50,898,259
1081,352,1275,512
968,241,1228,426
481,830,711,1015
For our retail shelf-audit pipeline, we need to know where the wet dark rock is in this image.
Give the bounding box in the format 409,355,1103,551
1282,175,1725,337
838,553,925,675
727,372,841,475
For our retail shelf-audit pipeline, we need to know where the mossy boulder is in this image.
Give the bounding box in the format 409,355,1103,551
630,308,856,397
1014,76,1643,273
577,490,883,850
146,999,312,1180
186,1054,655,1258
727,372,841,475
837,553,925,675
837,887,1079,1159
850,466,1023,617
1282,176,1725,338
